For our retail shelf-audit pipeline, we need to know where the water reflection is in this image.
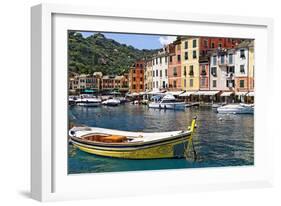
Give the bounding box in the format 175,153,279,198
68,104,254,174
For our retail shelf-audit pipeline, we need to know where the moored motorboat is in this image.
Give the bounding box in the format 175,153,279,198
217,103,254,114
148,94,185,110
69,96,77,105
102,98,121,106
69,117,197,159
212,103,226,109
75,96,102,107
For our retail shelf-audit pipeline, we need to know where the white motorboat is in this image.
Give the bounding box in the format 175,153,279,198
148,94,185,110
102,98,121,106
69,96,77,105
75,97,102,107
212,103,226,109
217,103,254,114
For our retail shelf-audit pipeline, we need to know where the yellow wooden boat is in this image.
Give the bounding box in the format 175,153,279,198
69,117,197,159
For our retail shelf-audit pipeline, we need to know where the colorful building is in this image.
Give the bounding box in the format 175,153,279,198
151,48,169,91
144,59,153,91
181,37,200,91
234,41,251,94
181,37,241,93
210,49,235,92
168,40,182,91
76,73,103,93
248,41,255,92
68,71,80,94
128,60,145,93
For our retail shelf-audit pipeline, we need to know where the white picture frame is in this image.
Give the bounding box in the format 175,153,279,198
31,3,274,202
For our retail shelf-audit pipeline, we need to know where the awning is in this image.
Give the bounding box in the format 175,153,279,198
179,91,196,97
83,89,95,93
126,92,139,97
148,90,163,95
195,91,219,96
235,92,248,96
110,91,121,95
221,91,233,97
165,91,184,96
247,92,254,97
139,92,147,95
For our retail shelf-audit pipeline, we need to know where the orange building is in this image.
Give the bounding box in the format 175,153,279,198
168,40,182,91
128,60,145,93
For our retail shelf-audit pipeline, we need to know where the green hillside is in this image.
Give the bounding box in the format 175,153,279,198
68,32,158,75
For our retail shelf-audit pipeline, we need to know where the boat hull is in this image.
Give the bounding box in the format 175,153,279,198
76,102,101,107
148,103,185,110
70,135,191,159
217,105,254,114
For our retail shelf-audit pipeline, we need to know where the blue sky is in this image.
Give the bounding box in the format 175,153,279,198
79,31,176,50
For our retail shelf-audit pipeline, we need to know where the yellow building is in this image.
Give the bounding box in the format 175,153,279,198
181,37,200,91
248,41,254,92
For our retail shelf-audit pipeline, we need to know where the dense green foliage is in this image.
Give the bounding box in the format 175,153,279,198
68,32,158,75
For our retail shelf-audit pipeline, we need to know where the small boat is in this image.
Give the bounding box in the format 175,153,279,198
148,94,185,110
185,103,192,108
134,100,139,104
118,97,127,104
75,97,102,107
102,98,121,106
69,117,197,159
212,103,226,109
68,96,77,105
217,103,254,114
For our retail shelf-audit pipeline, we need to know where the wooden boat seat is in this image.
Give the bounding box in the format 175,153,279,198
83,134,128,143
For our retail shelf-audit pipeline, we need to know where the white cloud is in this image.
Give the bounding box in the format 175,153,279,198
158,36,177,46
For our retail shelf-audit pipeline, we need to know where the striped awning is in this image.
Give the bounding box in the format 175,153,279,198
235,92,248,96
195,91,219,96
165,91,184,96
247,92,254,97
139,92,147,95
126,92,139,97
179,91,197,97
221,92,233,97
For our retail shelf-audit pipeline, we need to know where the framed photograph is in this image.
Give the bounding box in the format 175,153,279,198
31,3,274,201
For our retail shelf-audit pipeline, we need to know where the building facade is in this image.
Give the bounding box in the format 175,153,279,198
151,48,169,91
209,39,254,100
210,49,235,92
144,59,153,91
168,40,182,91
234,41,250,93
128,60,145,93
68,72,79,93
68,71,129,94
199,62,210,90
248,41,255,92
181,37,200,91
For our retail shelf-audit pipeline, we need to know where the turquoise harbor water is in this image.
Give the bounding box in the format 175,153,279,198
68,104,254,174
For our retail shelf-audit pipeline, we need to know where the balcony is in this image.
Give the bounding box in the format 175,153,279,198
226,72,234,79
